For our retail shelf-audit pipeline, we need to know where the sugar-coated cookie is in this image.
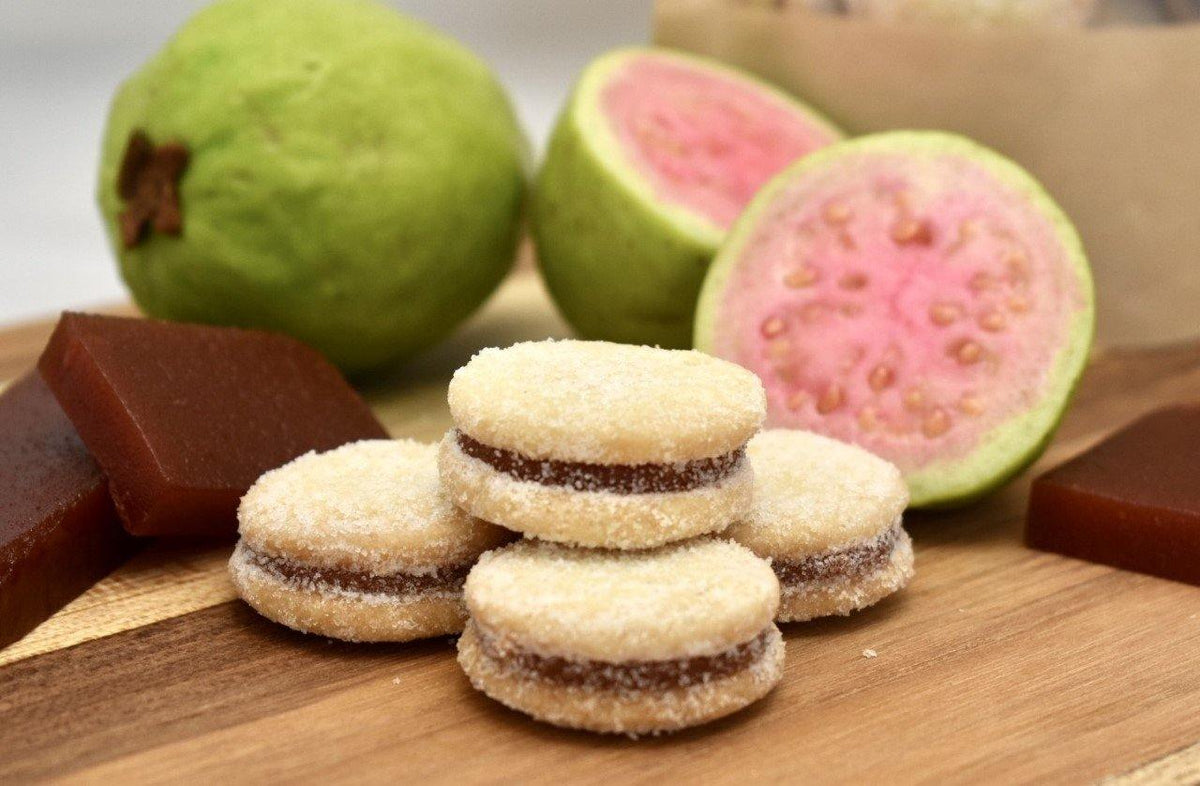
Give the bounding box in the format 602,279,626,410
457,539,784,735
439,340,766,549
727,430,914,622
230,439,514,642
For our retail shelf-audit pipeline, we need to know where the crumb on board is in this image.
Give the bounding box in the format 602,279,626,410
862,648,878,659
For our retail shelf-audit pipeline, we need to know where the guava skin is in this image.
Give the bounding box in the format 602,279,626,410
696,131,1095,508
533,48,843,350
98,0,527,374
533,105,717,349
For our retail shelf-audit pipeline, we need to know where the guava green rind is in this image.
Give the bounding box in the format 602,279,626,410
696,130,1095,508
98,0,527,374
532,47,843,349
532,94,717,348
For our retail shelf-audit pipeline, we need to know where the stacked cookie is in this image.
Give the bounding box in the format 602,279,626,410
438,340,764,549
227,338,916,737
439,340,784,735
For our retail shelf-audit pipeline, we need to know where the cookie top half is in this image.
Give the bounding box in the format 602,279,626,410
447,340,766,464
238,440,513,573
464,539,778,662
727,430,908,559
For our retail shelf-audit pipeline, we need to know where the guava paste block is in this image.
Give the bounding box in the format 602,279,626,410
38,313,388,538
1026,405,1200,586
0,374,136,650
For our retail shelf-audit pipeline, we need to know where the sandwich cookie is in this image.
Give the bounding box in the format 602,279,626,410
439,340,766,549
728,430,914,622
457,539,784,735
230,439,514,642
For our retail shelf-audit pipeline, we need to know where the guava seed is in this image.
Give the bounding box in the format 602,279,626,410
823,201,852,225
1006,252,1030,284
930,302,963,326
817,384,845,414
951,339,984,365
958,394,984,416
903,388,926,411
922,408,952,438
892,218,934,246
868,364,895,391
839,272,868,291
784,266,819,288
786,390,810,411
979,310,1007,332
947,219,980,255
969,272,997,292
761,317,785,338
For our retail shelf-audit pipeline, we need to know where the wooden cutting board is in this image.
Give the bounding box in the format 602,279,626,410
2,273,1199,785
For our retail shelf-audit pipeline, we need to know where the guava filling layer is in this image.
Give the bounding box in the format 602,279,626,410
711,151,1087,473
600,55,838,229
243,544,470,597
455,430,744,495
772,524,901,586
476,624,773,691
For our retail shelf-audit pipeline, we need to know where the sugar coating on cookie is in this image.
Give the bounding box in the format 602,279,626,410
442,340,765,548
231,439,514,642
727,430,913,622
459,539,784,734
447,340,766,464
465,539,778,662
730,429,908,558
239,439,511,573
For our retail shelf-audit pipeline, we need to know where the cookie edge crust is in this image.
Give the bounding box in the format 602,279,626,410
438,433,753,549
777,530,915,623
229,542,467,642
457,621,785,735
447,342,766,466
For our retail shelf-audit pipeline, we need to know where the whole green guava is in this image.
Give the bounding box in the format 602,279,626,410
98,0,527,373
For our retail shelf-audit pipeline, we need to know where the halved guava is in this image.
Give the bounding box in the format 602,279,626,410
696,131,1094,507
533,47,843,348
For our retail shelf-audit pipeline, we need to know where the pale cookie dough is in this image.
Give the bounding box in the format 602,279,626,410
458,539,784,735
440,340,765,548
231,439,514,642
727,430,915,622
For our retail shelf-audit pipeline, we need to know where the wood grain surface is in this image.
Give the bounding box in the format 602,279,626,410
2,273,1199,785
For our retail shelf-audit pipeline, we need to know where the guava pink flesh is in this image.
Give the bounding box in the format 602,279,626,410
601,55,839,229
709,152,1086,473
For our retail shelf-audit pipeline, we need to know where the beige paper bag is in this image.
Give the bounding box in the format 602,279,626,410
655,1,1200,347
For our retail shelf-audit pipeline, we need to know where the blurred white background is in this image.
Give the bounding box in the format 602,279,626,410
0,0,650,326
